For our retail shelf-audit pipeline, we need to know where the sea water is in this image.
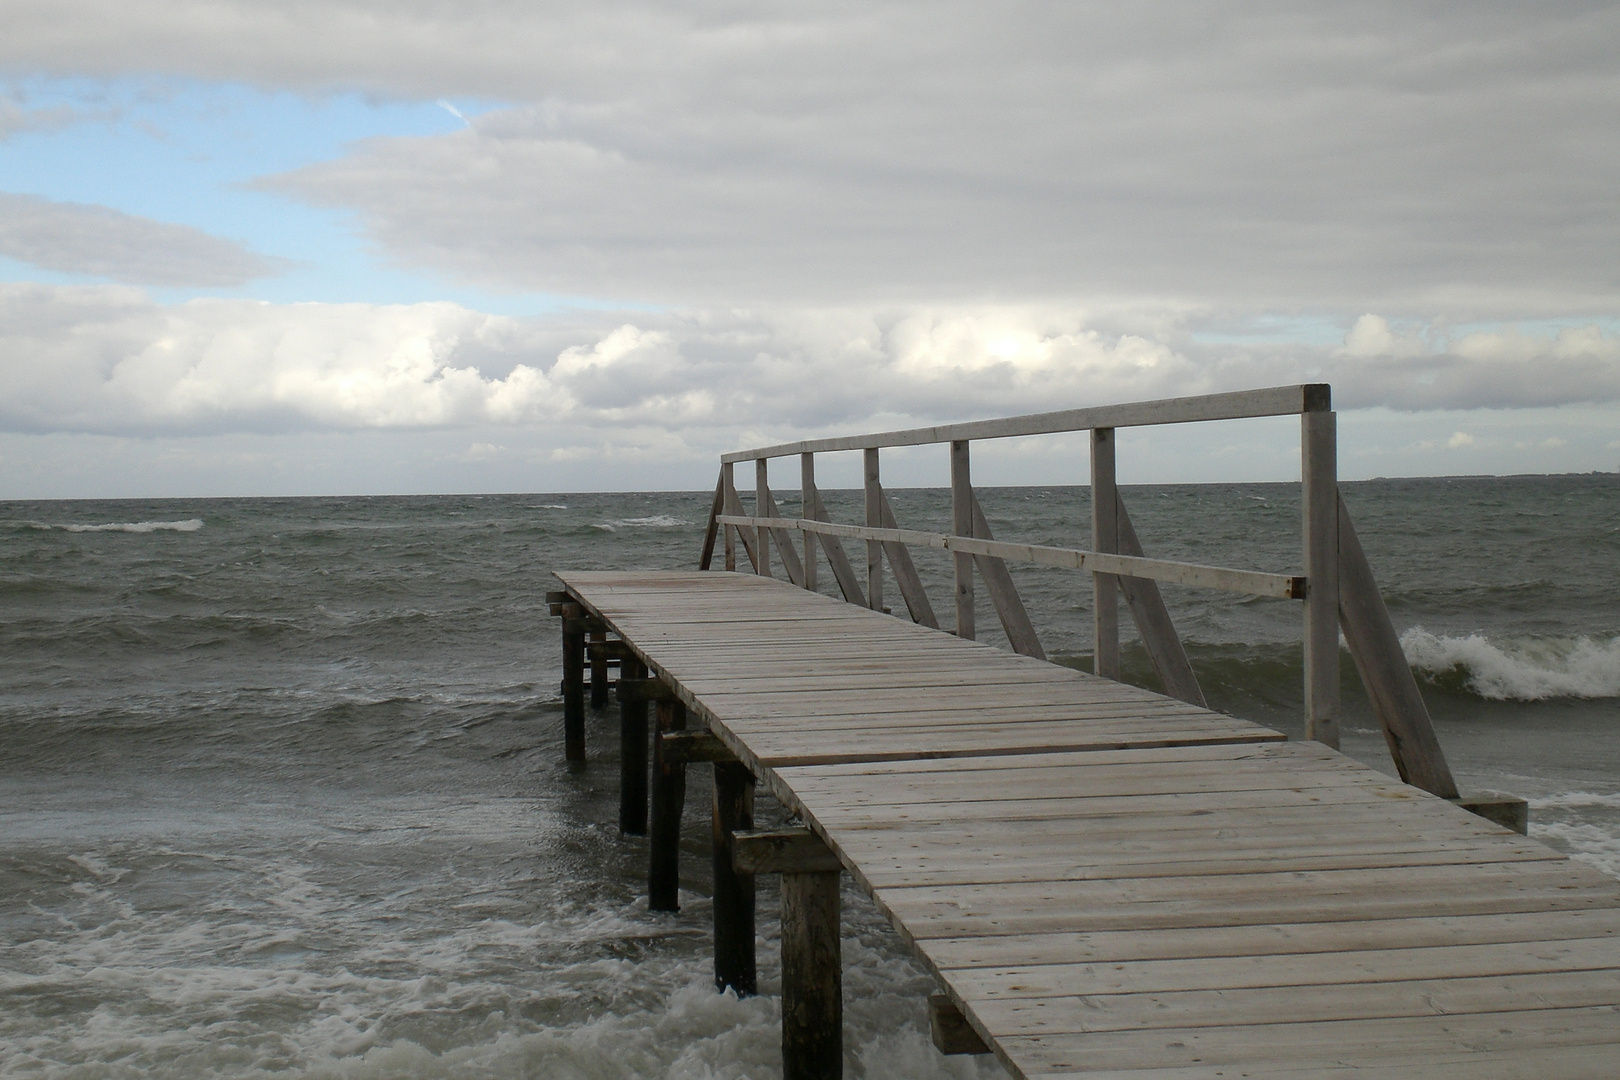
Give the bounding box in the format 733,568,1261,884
2,476,1617,1078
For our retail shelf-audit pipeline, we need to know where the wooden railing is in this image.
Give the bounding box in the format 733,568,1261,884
698,384,1458,798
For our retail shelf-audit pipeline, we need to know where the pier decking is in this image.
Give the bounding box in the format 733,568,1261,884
554,569,1620,1079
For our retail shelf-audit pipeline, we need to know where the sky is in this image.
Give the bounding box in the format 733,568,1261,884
2,1,1618,498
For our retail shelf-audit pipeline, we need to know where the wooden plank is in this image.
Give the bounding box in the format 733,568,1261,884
755,458,773,578
974,971,1620,1036
950,439,975,639
921,910,1620,968
1035,1043,1620,1080
733,827,843,874
998,1005,1620,1074
1302,406,1340,746
945,936,1620,999
875,484,940,629
1114,493,1206,707
971,493,1046,660
1338,490,1459,797
720,384,1329,462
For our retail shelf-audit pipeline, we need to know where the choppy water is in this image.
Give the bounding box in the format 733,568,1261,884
2,476,1617,1078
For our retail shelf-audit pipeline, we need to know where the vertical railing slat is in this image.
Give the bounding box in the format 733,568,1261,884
1091,428,1120,680
950,440,975,640
1302,408,1341,747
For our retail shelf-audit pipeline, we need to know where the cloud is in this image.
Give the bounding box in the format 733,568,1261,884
6,287,1620,443
1446,431,1475,448
0,1,1587,314
0,193,289,286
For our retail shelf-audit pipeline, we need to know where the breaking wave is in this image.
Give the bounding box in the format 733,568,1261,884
595,515,690,532
1401,628,1620,701
57,518,205,534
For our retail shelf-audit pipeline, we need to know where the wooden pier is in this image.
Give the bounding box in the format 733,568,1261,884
549,386,1620,1078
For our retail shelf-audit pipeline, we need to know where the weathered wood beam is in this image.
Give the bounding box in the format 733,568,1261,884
969,494,1045,660
1336,492,1459,798
801,453,818,592
1451,794,1529,835
588,639,635,662
928,994,990,1056
560,602,586,763
648,698,687,912
615,676,674,702
781,868,841,1080
756,459,773,578
760,483,807,586
722,384,1330,462
864,448,884,613
722,467,762,573
1115,495,1207,708
1092,427,1120,680
713,762,757,996
732,827,842,875
950,440,975,640
874,486,940,629
1302,408,1341,747
699,468,725,570
589,629,610,709
619,656,649,835
716,514,1305,599
660,730,737,764
806,487,866,607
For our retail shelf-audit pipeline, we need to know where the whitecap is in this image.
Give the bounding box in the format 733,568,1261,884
599,515,690,530
61,518,204,534
1400,627,1620,700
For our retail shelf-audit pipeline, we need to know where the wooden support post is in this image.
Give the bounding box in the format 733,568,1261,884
969,494,1045,660
756,458,773,577
781,869,841,1080
874,488,939,629
618,657,649,835
723,463,738,571
760,485,806,586
1115,495,1208,707
734,828,843,1080
801,453,818,592
700,468,725,570
648,697,687,912
712,762,756,996
723,466,761,573
928,994,990,1056
1303,407,1341,748
1091,428,1120,680
589,629,609,709
561,603,586,762
1336,492,1459,797
806,488,866,607
949,440,974,640
864,448,883,613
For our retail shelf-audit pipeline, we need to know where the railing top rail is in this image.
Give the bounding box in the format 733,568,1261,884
720,384,1330,463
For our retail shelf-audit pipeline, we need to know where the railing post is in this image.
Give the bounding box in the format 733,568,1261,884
1302,407,1341,748
1091,428,1120,680
864,448,883,612
756,458,772,578
723,462,737,571
801,453,817,592
950,440,975,640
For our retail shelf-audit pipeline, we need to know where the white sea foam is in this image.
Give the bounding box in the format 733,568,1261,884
595,515,690,532
1400,627,1620,700
60,518,205,534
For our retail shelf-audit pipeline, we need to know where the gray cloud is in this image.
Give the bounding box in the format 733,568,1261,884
0,193,290,286
3,286,1616,444
4,4,1616,314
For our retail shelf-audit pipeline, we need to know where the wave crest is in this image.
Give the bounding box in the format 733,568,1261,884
1401,627,1620,701
60,518,204,533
